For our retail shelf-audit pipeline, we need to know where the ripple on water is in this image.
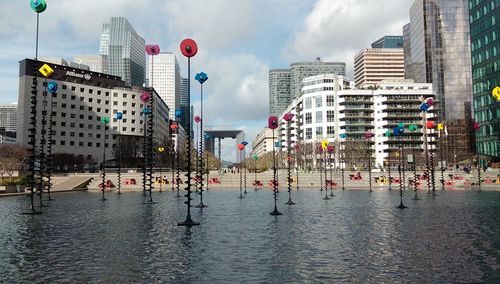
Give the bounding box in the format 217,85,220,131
0,190,499,283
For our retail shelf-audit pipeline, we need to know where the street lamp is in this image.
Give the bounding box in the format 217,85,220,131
178,38,200,227
393,124,407,209
283,112,295,205
158,146,165,193
472,121,481,191
327,145,335,197
23,0,47,215
408,124,421,200
384,130,393,191
339,133,347,191
268,116,282,215
100,116,110,201
321,139,329,200
204,133,211,191
238,143,245,199
252,154,259,190
173,109,182,197
242,141,249,195
420,97,436,195
46,81,56,201
116,111,123,195
364,132,374,193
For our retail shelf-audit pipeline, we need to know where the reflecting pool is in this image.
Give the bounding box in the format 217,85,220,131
1,189,499,283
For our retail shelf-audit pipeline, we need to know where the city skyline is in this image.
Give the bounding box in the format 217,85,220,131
2,0,413,160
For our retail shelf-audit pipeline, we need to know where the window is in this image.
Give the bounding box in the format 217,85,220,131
88,125,93,129
88,142,93,147
79,141,84,146
305,112,312,124
96,134,101,139
61,131,66,136
70,132,75,137
70,123,75,127
71,95,76,100
123,94,128,98
60,140,66,145
70,114,76,118
80,88,84,92
122,102,127,107
71,104,75,109
132,94,136,99
97,99,101,104
89,98,93,103
315,96,322,107
327,110,335,122
62,103,67,108
306,128,312,140
89,89,93,94
327,126,335,138
88,116,93,120
79,114,84,119
79,124,84,128
62,84,67,90
316,111,322,123
97,108,101,112
70,141,75,146
88,133,93,138
96,143,101,147
97,125,101,130
316,126,323,137
80,106,84,110
304,97,312,109
61,122,66,127
113,93,118,97
71,86,76,91
97,90,101,95
326,95,335,106
79,133,84,137
61,112,66,118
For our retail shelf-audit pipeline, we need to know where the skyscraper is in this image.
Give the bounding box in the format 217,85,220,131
269,69,291,116
0,103,17,132
371,36,404,48
99,17,146,87
406,0,473,163
179,77,190,129
148,52,180,120
354,48,404,88
269,59,346,116
469,0,500,162
290,59,346,100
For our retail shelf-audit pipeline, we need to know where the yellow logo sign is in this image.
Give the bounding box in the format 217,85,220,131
39,64,54,77
321,139,328,150
437,123,444,130
492,86,500,101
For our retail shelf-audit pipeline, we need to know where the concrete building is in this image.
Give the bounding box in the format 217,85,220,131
269,69,291,116
371,36,404,48
17,59,170,165
99,17,146,87
469,0,500,163
279,74,435,169
73,55,107,74
0,103,17,132
252,127,276,157
354,48,405,88
148,52,181,120
405,0,473,164
269,59,346,116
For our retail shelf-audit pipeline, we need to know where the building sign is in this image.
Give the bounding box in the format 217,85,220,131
66,71,91,80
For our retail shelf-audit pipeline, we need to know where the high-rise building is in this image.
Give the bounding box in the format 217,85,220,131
290,59,346,100
17,59,170,164
470,0,500,163
179,77,190,130
371,36,404,48
73,55,107,74
0,103,17,132
99,17,146,87
279,74,435,169
148,52,181,120
269,69,291,116
406,0,473,163
354,48,405,88
269,59,346,116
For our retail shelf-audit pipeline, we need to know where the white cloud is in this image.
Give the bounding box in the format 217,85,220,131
283,0,412,77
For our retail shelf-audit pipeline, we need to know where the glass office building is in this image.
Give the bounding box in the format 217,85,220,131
406,0,474,164
99,17,146,87
269,69,292,116
470,0,500,162
371,36,404,48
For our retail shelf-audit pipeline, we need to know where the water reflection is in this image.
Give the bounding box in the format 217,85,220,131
0,190,499,283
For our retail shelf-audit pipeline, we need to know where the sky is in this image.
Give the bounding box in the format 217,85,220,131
0,0,413,162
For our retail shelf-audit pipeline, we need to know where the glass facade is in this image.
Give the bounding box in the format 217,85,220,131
469,0,500,161
371,36,404,48
99,17,146,87
269,69,291,116
407,0,474,163
290,60,346,100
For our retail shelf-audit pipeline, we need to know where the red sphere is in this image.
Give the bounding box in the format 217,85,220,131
237,143,245,151
426,121,436,129
180,38,198,58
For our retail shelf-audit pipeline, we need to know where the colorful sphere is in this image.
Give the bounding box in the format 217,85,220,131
180,38,198,57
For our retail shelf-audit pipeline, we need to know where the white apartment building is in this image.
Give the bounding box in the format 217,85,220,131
18,59,171,165
280,74,435,169
148,52,181,120
252,127,277,157
354,48,404,89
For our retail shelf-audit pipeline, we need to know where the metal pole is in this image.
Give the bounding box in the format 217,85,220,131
101,125,107,201
270,128,282,215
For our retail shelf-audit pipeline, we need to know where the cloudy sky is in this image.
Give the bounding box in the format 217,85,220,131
1,0,412,161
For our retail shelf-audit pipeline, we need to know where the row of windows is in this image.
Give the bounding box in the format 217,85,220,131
469,0,499,23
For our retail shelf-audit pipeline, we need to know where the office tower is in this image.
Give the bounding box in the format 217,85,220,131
0,103,18,143
470,0,500,162
269,59,346,116
406,0,473,163
290,59,346,100
99,17,146,87
148,52,180,120
179,77,190,129
371,36,404,48
354,48,404,88
269,69,291,116
73,55,107,73
17,59,170,163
